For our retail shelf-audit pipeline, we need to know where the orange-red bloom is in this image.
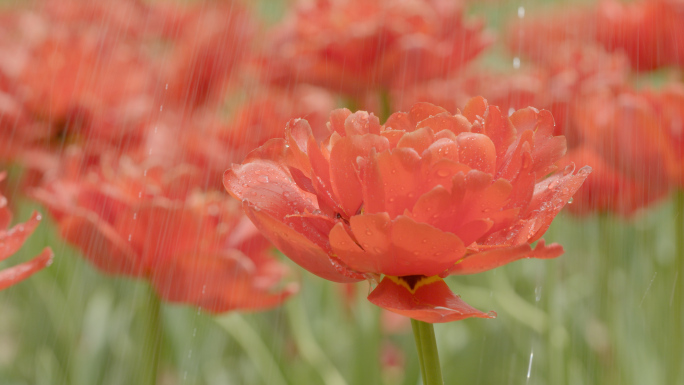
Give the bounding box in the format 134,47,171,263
0,172,53,290
560,89,679,215
261,0,492,96
34,156,295,313
224,98,590,323
595,0,684,71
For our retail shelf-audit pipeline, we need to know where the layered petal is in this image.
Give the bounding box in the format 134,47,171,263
368,275,495,323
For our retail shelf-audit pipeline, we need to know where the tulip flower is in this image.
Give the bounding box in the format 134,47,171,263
225,98,589,384
260,0,492,97
224,97,590,322
33,155,295,313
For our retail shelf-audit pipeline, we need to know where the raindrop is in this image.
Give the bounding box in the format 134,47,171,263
518,6,525,18
165,83,168,90
547,180,561,190
365,229,372,235
526,349,534,382
513,57,521,69
159,105,163,112
36,214,42,221
567,197,574,204
563,163,575,175
535,286,542,302
508,107,515,117
257,175,269,183
436,169,450,177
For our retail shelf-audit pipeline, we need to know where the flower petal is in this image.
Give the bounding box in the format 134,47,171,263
0,211,42,261
447,239,563,275
331,214,466,277
243,202,360,283
152,250,297,313
0,247,53,290
367,275,495,323
224,159,319,221
329,134,389,217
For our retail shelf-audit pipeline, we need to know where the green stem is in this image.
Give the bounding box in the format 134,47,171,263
671,191,684,384
140,286,162,385
379,89,392,123
411,319,444,385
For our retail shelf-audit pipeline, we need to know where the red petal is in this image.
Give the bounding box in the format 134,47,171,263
417,114,471,136
331,214,466,277
243,203,361,283
463,96,488,123
152,250,297,313
224,159,319,221
483,105,516,163
525,165,592,243
0,247,53,290
448,240,563,275
384,112,413,132
456,133,497,175
396,126,435,155
60,215,141,276
0,211,42,261
329,108,352,137
329,134,389,217
284,212,337,253
345,111,381,136
367,275,495,323
408,103,450,127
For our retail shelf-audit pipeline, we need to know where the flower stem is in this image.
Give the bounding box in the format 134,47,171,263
671,190,684,384
411,319,444,385
140,286,162,385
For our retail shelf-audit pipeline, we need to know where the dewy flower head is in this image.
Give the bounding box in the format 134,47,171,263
224,97,591,323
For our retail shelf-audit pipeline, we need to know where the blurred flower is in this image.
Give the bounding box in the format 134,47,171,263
162,1,255,111
224,98,590,323
260,0,492,96
595,0,684,71
33,154,296,313
0,172,53,290
507,0,684,72
560,89,678,215
399,42,629,139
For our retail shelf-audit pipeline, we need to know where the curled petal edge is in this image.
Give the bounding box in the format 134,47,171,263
367,275,495,323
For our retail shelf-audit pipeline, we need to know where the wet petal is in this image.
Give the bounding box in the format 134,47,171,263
0,247,54,291
152,250,297,313
0,211,42,261
224,159,319,221
448,240,563,275
244,203,360,283
331,214,466,277
367,275,495,323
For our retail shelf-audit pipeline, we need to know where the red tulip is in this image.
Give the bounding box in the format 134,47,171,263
261,0,492,96
34,156,295,313
224,98,590,323
0,172,53,290
561,89,678,215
